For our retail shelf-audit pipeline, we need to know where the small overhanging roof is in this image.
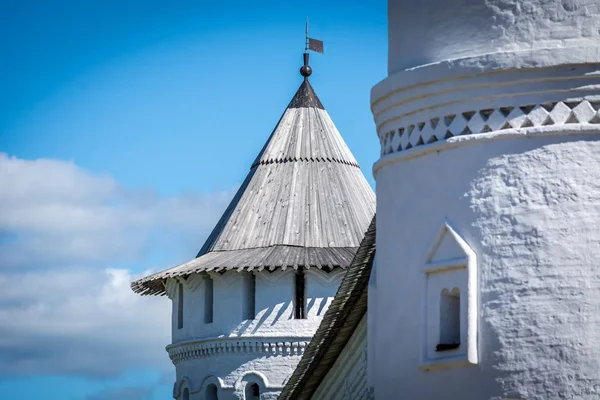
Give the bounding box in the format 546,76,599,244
131,245,358,296
131,76,375,296
279,215,376,400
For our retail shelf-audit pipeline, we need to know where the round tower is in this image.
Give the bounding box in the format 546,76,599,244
132,55,375,400
371,1,600,399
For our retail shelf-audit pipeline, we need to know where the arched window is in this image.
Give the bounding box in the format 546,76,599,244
182,388,189,400
245,382,260,400
437,288,460,351
206,383,218,400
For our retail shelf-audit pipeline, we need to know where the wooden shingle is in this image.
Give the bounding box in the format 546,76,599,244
131,79,375,296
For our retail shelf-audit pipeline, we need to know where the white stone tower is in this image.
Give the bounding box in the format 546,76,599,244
370,0,600,398
132,54,375,400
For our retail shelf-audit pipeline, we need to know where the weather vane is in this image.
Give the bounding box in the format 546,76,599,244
305,18,324,54
301,18,324,79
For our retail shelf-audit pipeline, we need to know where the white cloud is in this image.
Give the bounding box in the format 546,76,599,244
0,153,234,269
0,153,234,377
0,268,171,377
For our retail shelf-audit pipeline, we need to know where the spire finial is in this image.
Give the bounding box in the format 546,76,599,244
305,17,309,52
300,18,323,79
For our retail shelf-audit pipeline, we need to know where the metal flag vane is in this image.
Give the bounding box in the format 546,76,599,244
301,18,324,79
305,18,324,54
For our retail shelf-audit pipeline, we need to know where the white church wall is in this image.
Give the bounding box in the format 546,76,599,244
170,269,344,342
372,135,600,399
312,315,368,400
371,1,600,397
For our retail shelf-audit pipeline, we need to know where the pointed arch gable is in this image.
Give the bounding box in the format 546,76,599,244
419,219,478,370
422,220,476,272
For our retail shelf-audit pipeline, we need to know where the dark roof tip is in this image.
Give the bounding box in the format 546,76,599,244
287,79,325,110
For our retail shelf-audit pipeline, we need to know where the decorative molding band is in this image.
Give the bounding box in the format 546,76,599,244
370,47,600,112
167,337,311,365
379,99,600,157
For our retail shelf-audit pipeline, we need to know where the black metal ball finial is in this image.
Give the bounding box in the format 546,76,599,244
301,52,312,79
300,65,312,77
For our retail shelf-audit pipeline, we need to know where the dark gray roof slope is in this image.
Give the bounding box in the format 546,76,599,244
279,215,376,400
286,79,324,109
132,79,375,296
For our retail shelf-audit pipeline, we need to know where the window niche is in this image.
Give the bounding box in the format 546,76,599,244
245,382,260,400
204,276,214,324
242,273,256,320
177,283,184,330
437,288,460,351
294,268,306,319
420,221,477,370
205,383,218,400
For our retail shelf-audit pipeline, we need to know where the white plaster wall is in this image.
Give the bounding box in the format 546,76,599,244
313,315,368,400
373,135,600,399
171,269,343,342
167,268,344,399
175,352,302,400
372,2,600,397
388,0,600,73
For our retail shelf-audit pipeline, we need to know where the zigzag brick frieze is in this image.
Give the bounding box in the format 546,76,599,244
379,100,600,156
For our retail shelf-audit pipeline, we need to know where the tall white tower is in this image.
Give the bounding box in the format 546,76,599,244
132,55,375,400
370,0,600,398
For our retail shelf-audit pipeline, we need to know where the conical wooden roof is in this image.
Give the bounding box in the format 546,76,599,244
132,78,375,296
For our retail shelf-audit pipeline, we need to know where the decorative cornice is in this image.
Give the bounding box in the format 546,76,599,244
373,98,600,175
380,99,600,157
167,337,311,365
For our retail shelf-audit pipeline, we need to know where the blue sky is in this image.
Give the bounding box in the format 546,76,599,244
0,1,386,399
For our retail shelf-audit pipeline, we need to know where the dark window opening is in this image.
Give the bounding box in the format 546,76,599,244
204,277,214,324
243,273,256,320
294,269,306,319
245,382,259,400
206,383,218,400
436,287,460,352
177,283,184,329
